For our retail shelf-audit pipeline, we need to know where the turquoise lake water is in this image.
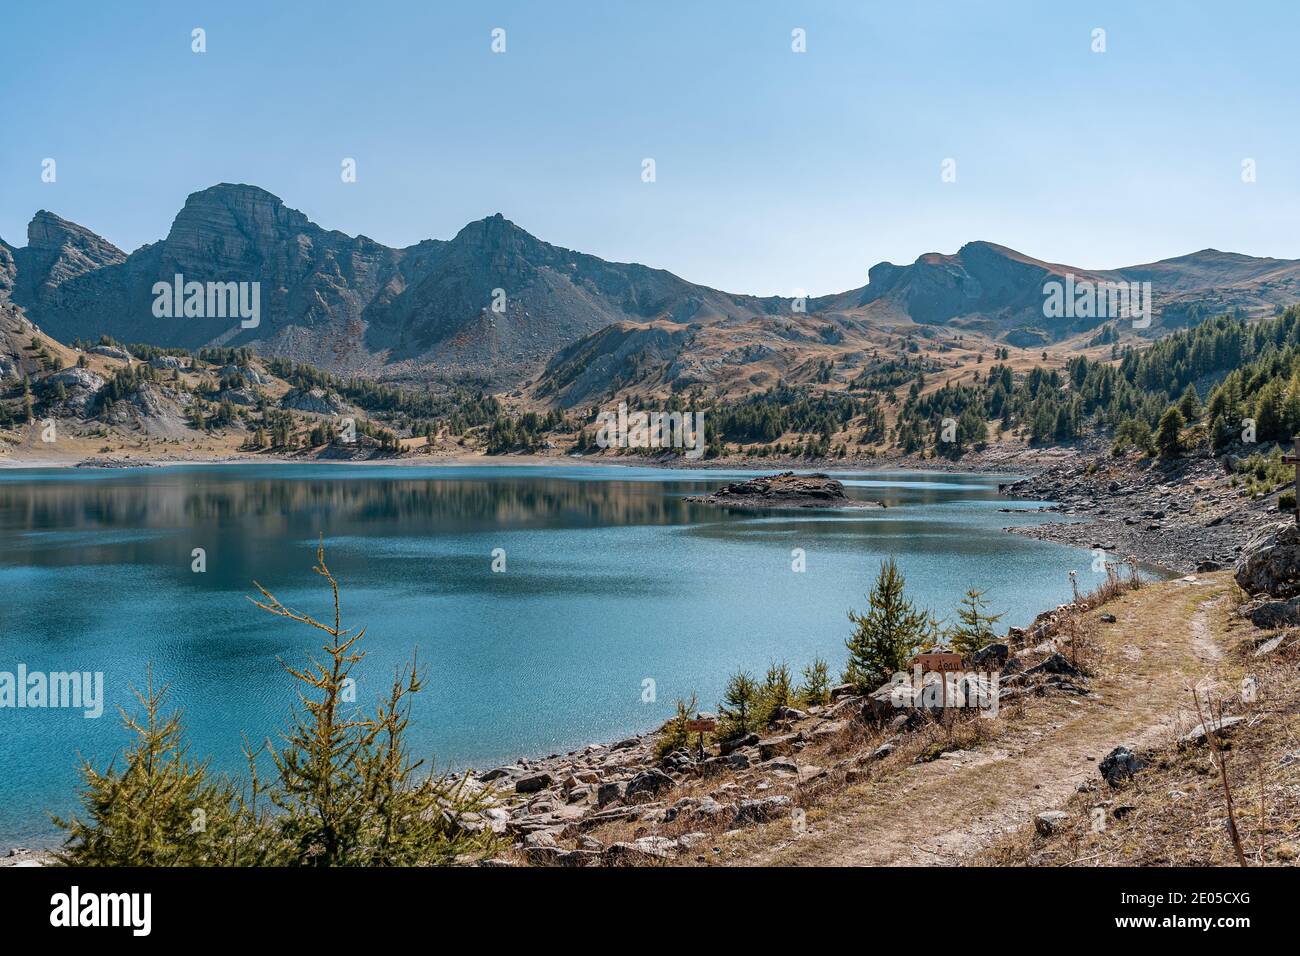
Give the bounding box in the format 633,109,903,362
0,463,1098,847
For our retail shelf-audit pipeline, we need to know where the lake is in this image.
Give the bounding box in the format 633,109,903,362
0,463,1094,847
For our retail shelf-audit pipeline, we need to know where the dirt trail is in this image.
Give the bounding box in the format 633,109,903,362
742,575,1232,866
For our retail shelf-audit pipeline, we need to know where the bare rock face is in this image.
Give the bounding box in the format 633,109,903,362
281,387,348,416
686,472,882,510
20,211,127,301
44,367,105,415
1235,522,1300,599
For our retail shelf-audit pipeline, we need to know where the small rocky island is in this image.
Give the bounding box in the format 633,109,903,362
686,472,882,510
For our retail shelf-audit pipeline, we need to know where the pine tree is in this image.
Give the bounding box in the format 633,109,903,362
717,670,759,740
1178,382,1202,422
247,542,498,866
1156,405,1185,458
797,658,831,707
948,588,1004,655
842,558,931,692
53,672,258,866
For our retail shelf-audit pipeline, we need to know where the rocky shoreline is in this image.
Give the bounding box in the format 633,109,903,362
1000,445,1288,574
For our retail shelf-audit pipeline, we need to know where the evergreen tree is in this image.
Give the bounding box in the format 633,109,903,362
797,658,831,707
948,589,1004,655
1178,382,1201,422
842,558,931,692
1156,405,1185,458
717,671,759,740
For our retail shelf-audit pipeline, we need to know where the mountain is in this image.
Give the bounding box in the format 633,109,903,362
4,184,1299,395
815,240,1300,336
2,184,780,385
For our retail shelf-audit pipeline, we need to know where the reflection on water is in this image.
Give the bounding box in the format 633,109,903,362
1,463,1093,846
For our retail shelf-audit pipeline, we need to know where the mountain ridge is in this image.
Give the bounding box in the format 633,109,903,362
4,183,1299,390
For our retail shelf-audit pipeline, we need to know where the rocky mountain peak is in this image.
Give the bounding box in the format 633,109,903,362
26,210,125,263
164,183,312,264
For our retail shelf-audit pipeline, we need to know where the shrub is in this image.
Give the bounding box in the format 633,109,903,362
797,658,831,707
716,671,759,740
655,692,699,759
755,660,793,725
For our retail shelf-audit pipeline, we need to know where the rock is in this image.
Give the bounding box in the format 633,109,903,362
281,386,348,416
1255,634,1286,657
515,771,553,794
972,642,1009,669
808,719,849,742
734,795,793,825
523,829,558,849
1196,560,1223,573
762,757,799,775
829,683,857,701
43,367,104,414
89,344,130,361
718,732,757,756
1098,613,1117,624
1235,522,1300,598
1239,596,1300,629
1035,810,1069,836
757,734,800,760
771,705,808,722
1099,746,1146,786
595,781,625,807
870,740,896,761
1022,653,1082,678
604,836,678,863
1181,716,1245,746
525,845,598,867
625,769,674,802
685,472,882,510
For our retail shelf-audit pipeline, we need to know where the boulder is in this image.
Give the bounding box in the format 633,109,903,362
595,781,625,807
624,769,674,802
604,836,678,864
514,771,553,794
1098,746,1146,786
734,795,793,825
1181,716,1245,747
972,642,1009,669
1035,810,1069,836
1235,522,1300,598
757,734,800,760
718,732,758,756
1238,596,1300,629
89,344,130,361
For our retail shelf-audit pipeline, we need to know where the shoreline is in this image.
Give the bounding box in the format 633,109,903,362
4,441,1238,859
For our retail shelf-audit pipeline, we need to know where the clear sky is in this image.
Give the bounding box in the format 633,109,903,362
2,0,1297,296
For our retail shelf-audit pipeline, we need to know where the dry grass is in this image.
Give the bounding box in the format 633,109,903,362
974,617,1300,866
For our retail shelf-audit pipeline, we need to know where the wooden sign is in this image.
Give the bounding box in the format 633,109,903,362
913,652,963,673
685,718,716,733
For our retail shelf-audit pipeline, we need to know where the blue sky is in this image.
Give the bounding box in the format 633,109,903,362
2,0,1297,296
